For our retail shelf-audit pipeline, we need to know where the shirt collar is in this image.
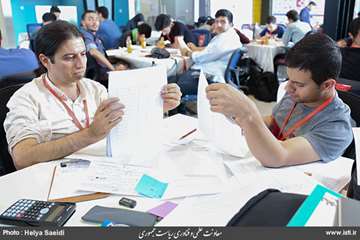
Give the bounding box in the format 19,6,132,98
43,73,86,102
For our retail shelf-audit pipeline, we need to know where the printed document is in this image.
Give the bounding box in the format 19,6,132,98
197,71,249,157
108,66,166,166
79,158,146,196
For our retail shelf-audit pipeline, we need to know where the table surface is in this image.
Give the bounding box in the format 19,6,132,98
0,115,353,226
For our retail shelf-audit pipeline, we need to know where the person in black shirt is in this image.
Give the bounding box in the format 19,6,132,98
154,14,196,48
118,23,152,47
340,18,360,81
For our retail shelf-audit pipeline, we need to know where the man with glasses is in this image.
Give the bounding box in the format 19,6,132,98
171,9,241,98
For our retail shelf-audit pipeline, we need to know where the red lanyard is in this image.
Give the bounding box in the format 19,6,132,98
42,75,90,130
277,96,334,141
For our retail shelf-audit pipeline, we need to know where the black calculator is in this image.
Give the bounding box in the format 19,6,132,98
0,199,76,227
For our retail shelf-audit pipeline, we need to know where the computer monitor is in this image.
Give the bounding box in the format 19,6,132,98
34,5,78,25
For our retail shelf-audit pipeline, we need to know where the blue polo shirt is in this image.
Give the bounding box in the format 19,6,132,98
0,48,39,78
300,7,311,24
97,19,122,50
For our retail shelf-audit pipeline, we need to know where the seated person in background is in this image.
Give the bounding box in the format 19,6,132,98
81,10,125,85
96,6,122,50
174,9,241,96
30,12,57,52
125,13,145,32
340,17,360,81
282,10,312,47
260,16,285,39
4,21,182,170
196,16,213,31
118,23,152,47
0,29,39,78
154,14,196,49
206,33,352,167
50,5,61,20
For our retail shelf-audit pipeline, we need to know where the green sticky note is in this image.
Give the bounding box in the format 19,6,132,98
135,174,168,198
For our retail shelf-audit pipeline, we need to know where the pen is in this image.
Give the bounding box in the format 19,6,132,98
178,128,197,140
47,166,57,201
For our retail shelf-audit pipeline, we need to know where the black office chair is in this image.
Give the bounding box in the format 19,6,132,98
0,84,24,176
0,71,36,89
336,90,360,199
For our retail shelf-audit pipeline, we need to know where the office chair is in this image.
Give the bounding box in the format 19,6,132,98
224,48,247,90
0,71,36,89
335,90,360,200
191,29,212,47
0,84,24,176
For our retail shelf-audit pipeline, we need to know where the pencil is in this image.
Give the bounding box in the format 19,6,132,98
179,128,197,140
47,166,57,201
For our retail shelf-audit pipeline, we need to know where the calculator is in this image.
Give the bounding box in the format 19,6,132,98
0,199,76,226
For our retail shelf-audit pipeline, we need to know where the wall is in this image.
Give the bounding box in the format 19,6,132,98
11,0,60,46
59,0,85,25
114,0,129,26
11,0,85,46
253,0,262,24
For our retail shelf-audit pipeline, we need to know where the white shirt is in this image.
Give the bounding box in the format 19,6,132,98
4,74,108,153
191,27,242,78
282,21,312,47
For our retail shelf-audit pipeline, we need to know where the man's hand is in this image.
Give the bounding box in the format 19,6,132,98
206,83,258,124
187,42,197,51
161,83,182,112
88,97,125,140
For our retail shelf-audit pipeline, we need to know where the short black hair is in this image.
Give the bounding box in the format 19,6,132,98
138,23,152,38
96,6,109,19
154,14,171,31
42,12,57,23
50,6,61,13
286,10,299,22
215,9,233,24
35,20,83,69
308,1,317,6
266,16,277,24
207,18,215,26
286,33,342,85
81,10,96,20
349,17,360,39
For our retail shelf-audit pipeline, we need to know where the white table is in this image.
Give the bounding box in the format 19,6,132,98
0,115,353,226
245,40,286,72
107,47,191,77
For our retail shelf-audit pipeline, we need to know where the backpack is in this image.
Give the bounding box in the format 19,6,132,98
150,47,170,59
226,189,306,226
235,58,263,94
249,71,279,102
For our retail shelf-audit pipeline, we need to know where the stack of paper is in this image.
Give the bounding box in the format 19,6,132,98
108,66,166,167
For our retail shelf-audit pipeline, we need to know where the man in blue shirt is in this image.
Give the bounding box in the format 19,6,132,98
299,1,316,25
0,30,38,78
96,6,122,50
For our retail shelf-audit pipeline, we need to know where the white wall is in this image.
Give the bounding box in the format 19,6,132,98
210,0,253,29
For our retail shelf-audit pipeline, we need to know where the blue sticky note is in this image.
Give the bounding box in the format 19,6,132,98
135,174,168,198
